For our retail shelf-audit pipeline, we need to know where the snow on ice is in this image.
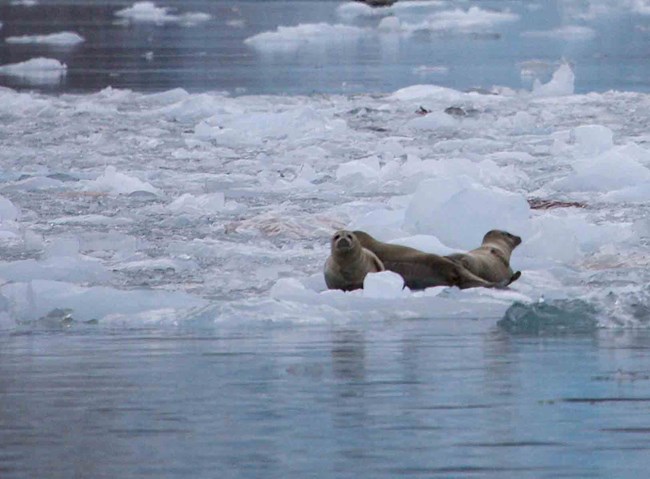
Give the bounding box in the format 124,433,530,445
0,63,649,327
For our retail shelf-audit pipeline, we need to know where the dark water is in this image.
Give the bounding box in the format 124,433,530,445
2,321,650,478
0,0,649,94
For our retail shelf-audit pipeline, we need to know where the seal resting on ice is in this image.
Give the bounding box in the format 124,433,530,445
353,230,499,290
445,230,522,287
324,230,385,291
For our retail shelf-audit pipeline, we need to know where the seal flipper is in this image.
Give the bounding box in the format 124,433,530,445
493,270,522,289
507,270,521,285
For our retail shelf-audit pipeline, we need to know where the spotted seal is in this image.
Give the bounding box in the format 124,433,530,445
324,230,385,291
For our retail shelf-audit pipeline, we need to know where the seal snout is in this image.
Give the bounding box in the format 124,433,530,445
337,237,352,248
332,230,356,252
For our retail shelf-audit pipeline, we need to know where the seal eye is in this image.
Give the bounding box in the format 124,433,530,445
333,233,341,241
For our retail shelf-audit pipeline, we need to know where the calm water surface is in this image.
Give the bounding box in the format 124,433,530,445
2,321,650,478
0,0,649,94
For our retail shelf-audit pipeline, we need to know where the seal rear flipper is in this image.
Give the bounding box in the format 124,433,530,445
492,271,522,289
507,270,521,286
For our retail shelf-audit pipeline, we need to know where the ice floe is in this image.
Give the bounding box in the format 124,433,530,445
521,25,596,40
5,32,85,45
0,58,67,85
0,62,648,328
532,63,575,96
245,23,367,52
114,1,211,25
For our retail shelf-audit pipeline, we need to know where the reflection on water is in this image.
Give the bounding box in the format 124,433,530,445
2,322,650,478
0,0,649,94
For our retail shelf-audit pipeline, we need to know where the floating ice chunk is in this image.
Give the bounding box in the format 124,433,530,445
519,215,581,263
412,65,449,76
79,232,137,259
114,1,173,22
3,176,64,191
603,183,650,202
0,196,20,222
227,19,245,28
156,93,232,123
270,277,309,300
6,32,85,45
363,271,406,299
336,2,382,19
168,192,226,215
142,88,190,106
180,12,212,26
10,0,38,5
616,143,650,167
244,23,367,52
237,277,523,324
0,58,67,84
115,2,211,25
378,16,402,32
505,111,537,134
82,166,160,196
388,234,459,255
0,255,110,283
390,84,463,102
336,156,381,181
1,280,207,324
570,125,614,156
532,63,575,97
404,175,474,220
401,6,519,33
0,236,111,283
197,106,347,146
349,208,406,240
404,179,530,249
552,147,650,192
521,25,596,40
45,236,80,258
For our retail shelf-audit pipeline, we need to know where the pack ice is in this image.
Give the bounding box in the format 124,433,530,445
0,64,649,328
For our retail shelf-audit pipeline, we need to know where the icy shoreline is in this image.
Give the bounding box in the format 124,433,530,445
0,66,649,328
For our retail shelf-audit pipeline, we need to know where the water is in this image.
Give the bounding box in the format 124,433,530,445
0,0,649,94
3,323,650,479
1,1,650,477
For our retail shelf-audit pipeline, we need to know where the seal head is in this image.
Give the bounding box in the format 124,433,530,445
446,230,522,287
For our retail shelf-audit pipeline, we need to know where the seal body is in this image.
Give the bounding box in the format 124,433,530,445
324,230,385,291
445,230,522,286
353,230,496,290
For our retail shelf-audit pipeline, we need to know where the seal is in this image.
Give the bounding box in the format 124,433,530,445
445,230,522,286
324,230,385,291
353,230,497,290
